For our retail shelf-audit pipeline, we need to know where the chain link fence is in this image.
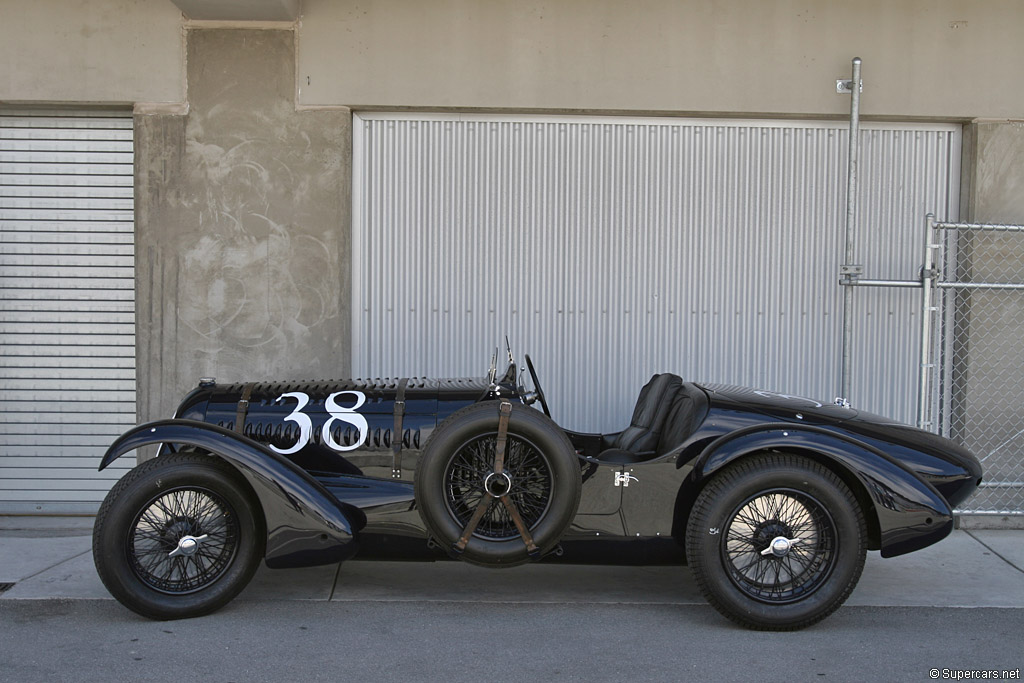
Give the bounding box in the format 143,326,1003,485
928,220,1024,515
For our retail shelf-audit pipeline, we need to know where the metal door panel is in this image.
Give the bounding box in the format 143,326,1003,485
353,113,959,432
0,110,135,514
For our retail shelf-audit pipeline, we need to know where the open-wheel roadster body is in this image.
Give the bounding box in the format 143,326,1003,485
93,349,982,630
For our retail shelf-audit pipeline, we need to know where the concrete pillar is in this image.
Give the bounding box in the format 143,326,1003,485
955,122,1024,516
135,28,351,425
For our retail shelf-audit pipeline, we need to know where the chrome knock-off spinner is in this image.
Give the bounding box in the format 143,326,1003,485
760,535,802,557
168,534,209,558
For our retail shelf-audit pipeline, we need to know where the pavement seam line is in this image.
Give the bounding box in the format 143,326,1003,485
15,548,93,583
238,599,1024,609
327,563,343,601
964,530,1024,575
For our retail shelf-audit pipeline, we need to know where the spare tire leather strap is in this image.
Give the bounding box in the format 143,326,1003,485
391,378,409,479
453,400,538,557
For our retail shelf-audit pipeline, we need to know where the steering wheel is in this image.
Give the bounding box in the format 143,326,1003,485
524,354,551,417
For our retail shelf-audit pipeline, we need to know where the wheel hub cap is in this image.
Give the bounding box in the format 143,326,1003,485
762,535,800,557
168,533,209,558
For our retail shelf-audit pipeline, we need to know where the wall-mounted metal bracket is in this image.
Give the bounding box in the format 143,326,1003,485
836,79,863,94
839,264,863,285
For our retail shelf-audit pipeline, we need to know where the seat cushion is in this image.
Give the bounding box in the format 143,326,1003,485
611,373,683,455
654,383,707,457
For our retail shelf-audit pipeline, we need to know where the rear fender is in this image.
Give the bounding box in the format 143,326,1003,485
691,425,953,558
100,419,363,568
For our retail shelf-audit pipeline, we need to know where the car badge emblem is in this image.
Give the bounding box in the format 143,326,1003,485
614,471,639,487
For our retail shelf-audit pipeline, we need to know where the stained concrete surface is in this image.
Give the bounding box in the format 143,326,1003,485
0,534,90,585
848,529,1024,607
972,530,1024,574
1,529,1021,608
134,28,352,424
1,522,1022,682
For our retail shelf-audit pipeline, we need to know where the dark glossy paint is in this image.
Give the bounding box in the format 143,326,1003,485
832,412,982,509
100,420,363,568
663,384,981,557
100,370,982,568
691,425,953,557
173,377,492,474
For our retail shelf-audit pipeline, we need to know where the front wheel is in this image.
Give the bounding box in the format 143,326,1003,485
93,452,265,620
685,453,866,630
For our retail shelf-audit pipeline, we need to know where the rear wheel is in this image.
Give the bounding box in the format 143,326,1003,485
93,453,264,620
686,453,866,630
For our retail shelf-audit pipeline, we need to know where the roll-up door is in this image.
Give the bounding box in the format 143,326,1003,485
353,113,960,432
0,110,135,515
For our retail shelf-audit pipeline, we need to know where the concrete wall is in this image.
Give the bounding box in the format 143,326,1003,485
958,122,1024,511
135,29,351,420
969,123,1024,225
0,0,184,104
2,0,1023,119
298,0,1024,119
3,0,1023,430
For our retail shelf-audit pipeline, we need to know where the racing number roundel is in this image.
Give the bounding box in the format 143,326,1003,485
270,391,369,455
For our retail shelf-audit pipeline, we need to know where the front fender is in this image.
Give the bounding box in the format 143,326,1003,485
101,419,364,569
692,425,953,558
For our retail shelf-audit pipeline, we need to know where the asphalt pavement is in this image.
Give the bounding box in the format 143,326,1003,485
1,518,1022,682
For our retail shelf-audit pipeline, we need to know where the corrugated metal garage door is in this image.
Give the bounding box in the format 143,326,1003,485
0,110,135,515
353,113,960,432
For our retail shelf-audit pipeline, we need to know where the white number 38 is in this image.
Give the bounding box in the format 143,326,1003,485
270,391,369,455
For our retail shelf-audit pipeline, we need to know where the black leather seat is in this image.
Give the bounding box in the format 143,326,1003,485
598,373,683,463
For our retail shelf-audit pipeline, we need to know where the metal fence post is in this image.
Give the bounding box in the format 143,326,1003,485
917,213,937,430
840,57,862,402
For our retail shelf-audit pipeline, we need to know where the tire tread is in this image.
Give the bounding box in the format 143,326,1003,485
685,453,867,631
92,452,264,620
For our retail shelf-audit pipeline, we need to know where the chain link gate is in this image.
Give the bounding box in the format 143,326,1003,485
844,213,1024,518
831,58,1020,517
920,215,1024,516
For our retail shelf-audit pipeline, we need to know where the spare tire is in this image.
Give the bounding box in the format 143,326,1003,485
415,401,581,567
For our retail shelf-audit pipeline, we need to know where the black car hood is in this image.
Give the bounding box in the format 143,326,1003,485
697,383,858,425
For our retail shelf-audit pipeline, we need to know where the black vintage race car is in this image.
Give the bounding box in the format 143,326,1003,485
92,348,982,630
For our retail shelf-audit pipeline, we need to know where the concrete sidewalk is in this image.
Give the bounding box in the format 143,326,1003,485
1,519,1022,609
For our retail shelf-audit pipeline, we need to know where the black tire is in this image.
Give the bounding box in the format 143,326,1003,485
415,402,581,567
685,453,867,631
93,453,265,620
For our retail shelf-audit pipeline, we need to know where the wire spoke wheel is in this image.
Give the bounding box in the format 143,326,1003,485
722,489,836,604
128,487,241,594
685,454,866,630
415,402,581,567
443,433,553,540
94,453,264,620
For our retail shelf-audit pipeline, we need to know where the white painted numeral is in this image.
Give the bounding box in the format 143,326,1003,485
271,392,313,455
322,391,369,452
269,390,369,454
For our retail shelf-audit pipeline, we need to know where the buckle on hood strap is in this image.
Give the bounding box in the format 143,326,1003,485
234,383,255,435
